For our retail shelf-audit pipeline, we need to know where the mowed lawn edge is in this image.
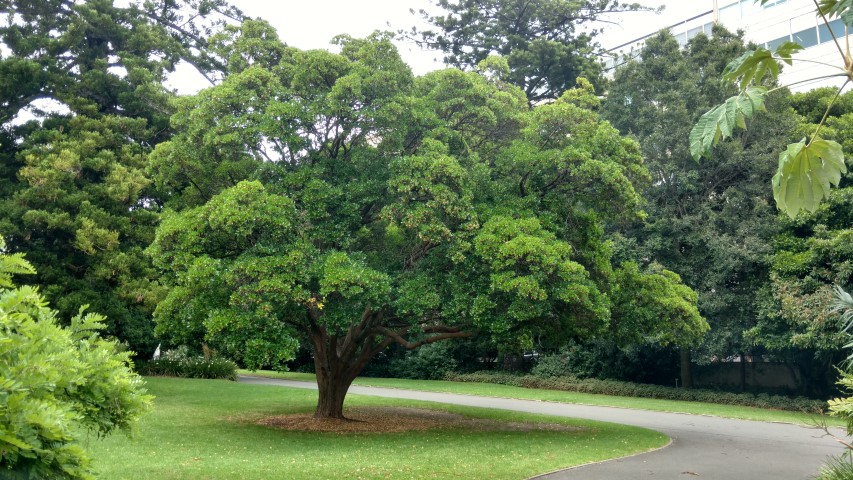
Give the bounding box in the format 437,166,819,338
87,377,668,480
238,370,839,426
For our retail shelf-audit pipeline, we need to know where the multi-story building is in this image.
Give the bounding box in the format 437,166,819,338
603,0,849,91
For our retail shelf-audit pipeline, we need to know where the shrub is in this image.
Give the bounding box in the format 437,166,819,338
389,342,459,380
0,243,152,480
530,353,574,378
137,347,237,380
550,340,680,384
445,372,826,413
818,455,853,480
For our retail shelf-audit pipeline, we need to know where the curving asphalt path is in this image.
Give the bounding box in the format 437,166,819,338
239,375,850,479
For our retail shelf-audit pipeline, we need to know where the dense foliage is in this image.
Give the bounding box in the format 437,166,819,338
146,26,705,418
0,0,242,356
0,241,152,480
137,346,238,380
408,0,644,102
602,28,796,385
446,371,825,412
743,88,853,395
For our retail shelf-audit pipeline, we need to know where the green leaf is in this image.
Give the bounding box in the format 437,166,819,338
771,138,847,217
0,237,35,288
0,433,33,450
722,48,778,89
774,41,804,65
817,0,853,26
690,87,768,161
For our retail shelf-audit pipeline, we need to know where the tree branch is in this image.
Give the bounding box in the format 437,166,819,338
378,326,474,350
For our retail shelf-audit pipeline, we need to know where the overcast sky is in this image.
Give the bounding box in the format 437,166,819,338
170,0,712,94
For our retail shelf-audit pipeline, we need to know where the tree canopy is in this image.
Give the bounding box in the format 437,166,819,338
602,28,797,382
408,0,644,102
147,28,705,418
744,87,853,394
0,0,243,355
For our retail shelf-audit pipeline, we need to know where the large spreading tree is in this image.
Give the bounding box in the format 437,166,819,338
147,26,706,418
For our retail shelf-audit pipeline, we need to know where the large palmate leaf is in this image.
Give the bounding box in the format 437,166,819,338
722,43,802,89
724,48,771,89
690,86,768,161
771,138,847,217
816,0,853,26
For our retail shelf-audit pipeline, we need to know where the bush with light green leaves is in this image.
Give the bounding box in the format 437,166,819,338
0,240,152,480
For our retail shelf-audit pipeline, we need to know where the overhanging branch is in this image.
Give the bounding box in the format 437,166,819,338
378,326,474,350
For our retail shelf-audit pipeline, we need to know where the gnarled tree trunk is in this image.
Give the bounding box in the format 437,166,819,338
309,307,392,419
313,354,353,419
307,305,473,419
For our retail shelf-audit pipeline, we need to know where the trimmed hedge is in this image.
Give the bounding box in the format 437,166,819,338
445,371,826,413
137,347,237,380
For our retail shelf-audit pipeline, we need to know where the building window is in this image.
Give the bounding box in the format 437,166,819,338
818,18,846,44
686,26,703,42
767,35,791,51
793,26,818,49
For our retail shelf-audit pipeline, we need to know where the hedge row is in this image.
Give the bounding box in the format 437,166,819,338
445,371,826,413
137,356,238,380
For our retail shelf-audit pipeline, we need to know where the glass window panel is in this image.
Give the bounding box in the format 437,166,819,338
740,0,762,17
767,35,790,51
819,19,847,44
686,26,702,41
704,22,714,36
793,27,818,48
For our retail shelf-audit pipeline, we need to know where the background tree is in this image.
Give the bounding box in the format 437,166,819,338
0,0,243,355
147,30,706,419
0,239,152,480
690,1,853,218
407,0,645,103
745,87,853,395
602,28,797,388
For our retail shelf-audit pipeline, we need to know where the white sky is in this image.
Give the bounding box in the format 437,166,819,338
171,0,714,94
232,0,439,72
10,0,709,124
238,0,706,59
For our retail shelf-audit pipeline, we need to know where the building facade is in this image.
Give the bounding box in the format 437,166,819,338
604,0,849,92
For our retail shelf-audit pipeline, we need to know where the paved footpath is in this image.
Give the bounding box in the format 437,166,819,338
239,375,849,479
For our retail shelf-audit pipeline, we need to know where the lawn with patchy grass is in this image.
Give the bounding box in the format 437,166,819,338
239,370,837,426
88,377,667,479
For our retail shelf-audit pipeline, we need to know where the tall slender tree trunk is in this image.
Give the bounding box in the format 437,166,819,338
680,347,693,388
739,351,747,393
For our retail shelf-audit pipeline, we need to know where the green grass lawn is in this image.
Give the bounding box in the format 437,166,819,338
87,377,667,479
239,370,839,426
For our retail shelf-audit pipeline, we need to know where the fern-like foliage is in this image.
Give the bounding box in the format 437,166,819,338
0,237,35,288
